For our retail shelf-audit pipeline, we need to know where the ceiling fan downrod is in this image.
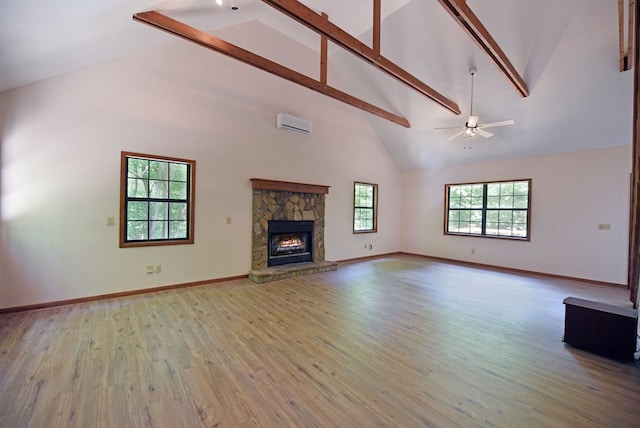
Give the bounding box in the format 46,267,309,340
469,68,477,119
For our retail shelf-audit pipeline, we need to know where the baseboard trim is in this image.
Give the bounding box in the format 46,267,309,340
336,252,404,264
399,252,627,288
0,274,249,314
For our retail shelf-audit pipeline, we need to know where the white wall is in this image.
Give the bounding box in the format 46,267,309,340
402,145,631,284
0,23,403,309
1,20,632,309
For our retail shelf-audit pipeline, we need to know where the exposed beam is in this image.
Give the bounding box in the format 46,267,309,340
620,0,626,71
133,11,410,128
436,0,529,97
262,0,461,115
631,1,636,71
373,0,381,57
629,0,639,307
320,13,328,86
620,0,636,71
627,0,636,67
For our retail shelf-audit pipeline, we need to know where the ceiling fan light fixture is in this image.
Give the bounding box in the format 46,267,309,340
433,68,514,140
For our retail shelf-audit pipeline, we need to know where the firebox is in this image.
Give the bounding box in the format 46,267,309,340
268,220,313,267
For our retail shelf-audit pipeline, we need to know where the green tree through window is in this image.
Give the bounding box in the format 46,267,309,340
120,152,195,247
354,182,378,233
446,179,531,240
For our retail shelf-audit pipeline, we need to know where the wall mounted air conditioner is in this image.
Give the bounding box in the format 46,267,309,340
276,113,312,135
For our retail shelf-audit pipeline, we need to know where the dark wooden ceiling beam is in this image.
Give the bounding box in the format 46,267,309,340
373,0,381,56
619,0,635,71
619,0,626,71
262,0,461,115
436,0,529,97
320,13,328,86
133,11,410,128
631,1,636,71
628,0,639,307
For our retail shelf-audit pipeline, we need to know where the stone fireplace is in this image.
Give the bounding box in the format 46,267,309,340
249,178,337,283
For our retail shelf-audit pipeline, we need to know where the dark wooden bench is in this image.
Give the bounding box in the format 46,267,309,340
563,297,638,362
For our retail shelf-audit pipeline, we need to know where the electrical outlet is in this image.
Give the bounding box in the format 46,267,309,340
155,265,162,274
106,216,115,226
226,217,232,225
471,248,476,254
598,223,611,231
146,265,154,275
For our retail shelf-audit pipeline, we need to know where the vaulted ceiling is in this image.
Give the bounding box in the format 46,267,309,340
0,0,633,169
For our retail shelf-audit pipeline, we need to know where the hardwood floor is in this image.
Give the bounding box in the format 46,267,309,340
0,255,638,427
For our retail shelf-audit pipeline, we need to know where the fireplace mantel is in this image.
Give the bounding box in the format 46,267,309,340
251,178,330,195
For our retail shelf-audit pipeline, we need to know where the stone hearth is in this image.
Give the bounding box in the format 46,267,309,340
249,261,338,283
249,178,337,283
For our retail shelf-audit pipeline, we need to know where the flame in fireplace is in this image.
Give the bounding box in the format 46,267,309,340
276,237,305,253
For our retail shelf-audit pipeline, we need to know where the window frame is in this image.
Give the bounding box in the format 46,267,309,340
444,178,531,241
353,181,378,234
120,151,196,248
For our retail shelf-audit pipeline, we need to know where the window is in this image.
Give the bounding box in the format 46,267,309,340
445,179,531,240
120,152,195,247
354,182,378,233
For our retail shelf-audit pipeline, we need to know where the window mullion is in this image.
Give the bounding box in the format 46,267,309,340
147,180,151,239
481,184,488,235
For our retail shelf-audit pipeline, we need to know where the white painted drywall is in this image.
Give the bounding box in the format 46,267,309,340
401,145,632,284
0,19,633,309
0,22,403,309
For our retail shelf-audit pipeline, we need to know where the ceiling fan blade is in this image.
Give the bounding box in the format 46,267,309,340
447,130,465,140
434,126,464,130
479,119,514,129
476,128,493,138
467,115,479,127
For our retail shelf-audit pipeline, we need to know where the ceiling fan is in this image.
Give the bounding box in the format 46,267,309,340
435,68,514,140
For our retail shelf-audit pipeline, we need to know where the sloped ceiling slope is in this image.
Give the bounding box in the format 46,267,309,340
0,0,633,170
328,0,632,169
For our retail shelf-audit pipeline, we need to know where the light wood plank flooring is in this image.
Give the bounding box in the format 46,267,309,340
1,255,639,427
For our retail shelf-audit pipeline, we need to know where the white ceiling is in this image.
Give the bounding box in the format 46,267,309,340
0,0,633,169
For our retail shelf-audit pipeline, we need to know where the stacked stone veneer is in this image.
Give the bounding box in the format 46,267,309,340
251,190,326,271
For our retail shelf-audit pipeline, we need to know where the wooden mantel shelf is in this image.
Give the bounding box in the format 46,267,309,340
251,178,330,194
